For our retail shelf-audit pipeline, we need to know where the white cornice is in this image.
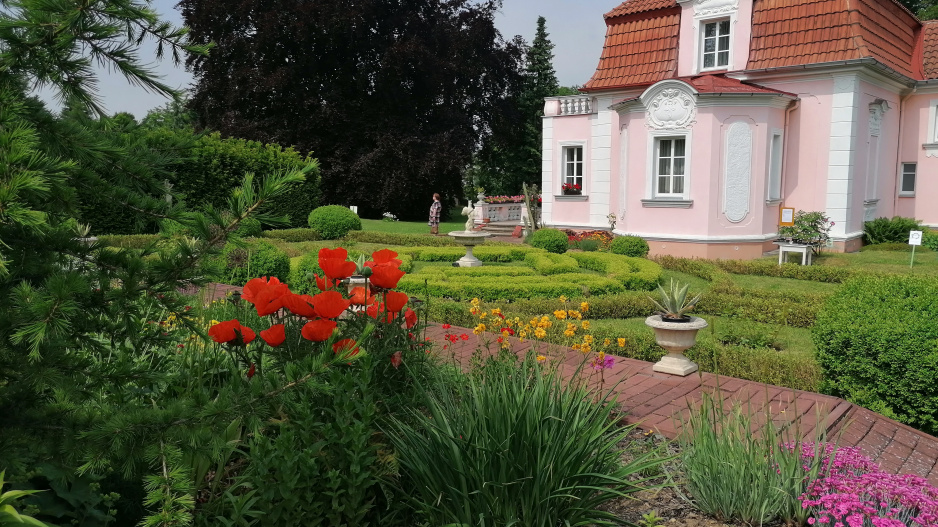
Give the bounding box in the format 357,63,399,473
731,60,914,94
695,95,794,109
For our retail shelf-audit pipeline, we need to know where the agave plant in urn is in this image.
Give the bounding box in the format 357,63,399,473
645,279,707,376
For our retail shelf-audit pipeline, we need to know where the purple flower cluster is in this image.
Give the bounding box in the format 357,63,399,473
793,443,938,526
590,355,614,371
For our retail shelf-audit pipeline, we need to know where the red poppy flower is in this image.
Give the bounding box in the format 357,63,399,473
404,308,418,329
366,302,394,323
349,286,375,306
242,277,284,304
390,351,403,369
312,290,351,319
209,319,256,345
260,324,286,347
385,291,409,313
301,318,337,341
369,249,402,268
500,327,514,336
370,264,405,289
314,274,337,292
247,363,256,379
460,334,469,340
281,293,316,318
319,257,356,282
442,323,451,329
318,247,349,261
332,338,360,357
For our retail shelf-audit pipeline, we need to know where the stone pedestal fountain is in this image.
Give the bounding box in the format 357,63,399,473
448,200,491,267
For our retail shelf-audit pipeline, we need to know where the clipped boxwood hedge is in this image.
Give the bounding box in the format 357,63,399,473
397,273,623,301
814,275,938,435
569,252,661,291
261,228,321,242
417,267,539,278
346,231,457,247
528,228,569,254
610,235,649,257
403,245,541,263
524,252,580,275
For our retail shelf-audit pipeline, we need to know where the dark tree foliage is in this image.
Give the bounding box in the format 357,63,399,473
899,0,938,19
181,0,525,220
475,16,561,195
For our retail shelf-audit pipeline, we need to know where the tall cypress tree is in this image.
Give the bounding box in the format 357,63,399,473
476,16,561,195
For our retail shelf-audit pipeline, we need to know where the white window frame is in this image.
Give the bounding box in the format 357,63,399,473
766,130,783,202
647,132,691,200
699,18,731,72
899,162,916,197
558,141,587,195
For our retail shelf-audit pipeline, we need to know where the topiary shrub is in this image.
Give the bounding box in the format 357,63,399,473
610,235,649,258
307,205,362,240
862,216,923,245
814,275,938,435
528,228,568,254
213,241,291,285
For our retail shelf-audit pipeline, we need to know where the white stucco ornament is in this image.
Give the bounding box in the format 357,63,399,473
693,0,739,16
868,99,890,137
647,88,697,130
723,122,752,223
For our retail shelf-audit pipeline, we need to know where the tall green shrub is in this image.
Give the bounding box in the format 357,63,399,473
610,235,649,257
862,216,923,245
814,275,938,434
212,241,291,285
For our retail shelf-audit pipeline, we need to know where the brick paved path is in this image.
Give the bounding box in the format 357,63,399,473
424,324,938,485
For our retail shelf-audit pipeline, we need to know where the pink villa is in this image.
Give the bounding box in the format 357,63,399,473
541,0,938,259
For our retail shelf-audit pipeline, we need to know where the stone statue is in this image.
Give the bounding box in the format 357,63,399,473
461,200,475,232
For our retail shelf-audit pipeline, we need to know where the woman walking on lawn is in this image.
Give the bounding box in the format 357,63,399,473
429,193,442,235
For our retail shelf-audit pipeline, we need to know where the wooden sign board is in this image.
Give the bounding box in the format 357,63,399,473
779,207,795,227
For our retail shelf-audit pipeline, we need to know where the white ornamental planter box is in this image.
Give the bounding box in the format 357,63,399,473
644,315,708,376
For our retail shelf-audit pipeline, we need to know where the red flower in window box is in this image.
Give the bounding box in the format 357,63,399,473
561,183,582,196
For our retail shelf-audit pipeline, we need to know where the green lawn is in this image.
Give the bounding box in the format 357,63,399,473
360,218,467,235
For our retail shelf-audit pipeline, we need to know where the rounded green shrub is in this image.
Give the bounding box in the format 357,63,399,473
862,216,922,245
610,235,649,258
215,241,291,285
528,228,568,254
307,205,362,240
236,217,262,237
814,275,938,435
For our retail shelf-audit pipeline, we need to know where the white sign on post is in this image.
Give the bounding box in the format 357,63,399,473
909,230,923,246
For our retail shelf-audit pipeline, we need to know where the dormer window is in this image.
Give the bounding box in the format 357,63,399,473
701,19,730,70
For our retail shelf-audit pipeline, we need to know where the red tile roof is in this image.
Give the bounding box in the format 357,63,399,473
923,21,938,78
605,0,677,18
582,7,681,91
679,74,796,96
586,0,937,92
748,0,922,79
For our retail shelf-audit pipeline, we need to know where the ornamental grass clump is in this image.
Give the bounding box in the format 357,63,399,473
387,355,665,526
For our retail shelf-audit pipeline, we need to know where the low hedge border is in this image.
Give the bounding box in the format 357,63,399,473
346,231,458,247
96,234,160,249
402,245,541,263
398,273,624,301
524,252,580,275
569,252,661,291
417,266,539,278
261,228,320,242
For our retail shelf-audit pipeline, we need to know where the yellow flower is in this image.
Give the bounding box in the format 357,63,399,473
603,338,611,346
569,310,582,320
534,328,547,339
536,355,547,362
470,307,480,315
583,335,594,345
519,330,528,339
502,329,511,338
210,319,220,326
553,310,567,320
566,322,577,332
479,312,487,319
582,320,591,330
580,301,589,312
617,338,626,347
500,340,511,350
530,318,539,328
490,308,502,316
598,351,605,360
572,344,581,351
559,295,568,303
563,330,575,338
581,343,592,353
471,297,481,307
473,323,487,335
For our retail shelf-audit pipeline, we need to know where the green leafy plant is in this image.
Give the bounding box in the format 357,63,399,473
648,279,702,320
862,216,923,245
527,228,569,254
638,510,663,527
213,241,291,285
307,205,362,239
387,355,665,526
777,210,834,248
611,235,650,258
578,239,600,252
0,471,47,526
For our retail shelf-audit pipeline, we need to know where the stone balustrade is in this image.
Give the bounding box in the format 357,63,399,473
559,96,593,115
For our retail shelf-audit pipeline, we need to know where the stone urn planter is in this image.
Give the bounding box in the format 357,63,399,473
645,315,708,376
